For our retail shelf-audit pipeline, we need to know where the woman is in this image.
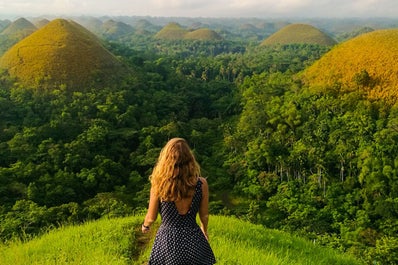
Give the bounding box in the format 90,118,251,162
142,138,216,264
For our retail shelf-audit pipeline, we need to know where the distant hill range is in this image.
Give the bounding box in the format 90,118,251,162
301,29,398,102
0,18,127,90
154,22,222,41
261,23,337,46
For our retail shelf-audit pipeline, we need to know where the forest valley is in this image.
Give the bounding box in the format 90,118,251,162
1,27,398,264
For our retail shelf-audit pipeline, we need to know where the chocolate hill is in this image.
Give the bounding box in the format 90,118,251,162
301,29,398,102
184,28,222,40
0,17,37,40
154,23,188,40
0,19,127,90
154,23,221,41
101,19,134,38
261,23,336,46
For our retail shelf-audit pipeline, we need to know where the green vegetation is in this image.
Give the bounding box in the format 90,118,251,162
1,15,398,264
261,23,337,46
0,215,362,265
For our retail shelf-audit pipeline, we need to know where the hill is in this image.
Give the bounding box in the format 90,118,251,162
0,18,127,90
0,215,362,265
154,22,188,40
0,17,37,40
101,19,135,38
301,28,398,101
261,23,337,46
0,19,11,32
184,28,222,41
32,18,50,29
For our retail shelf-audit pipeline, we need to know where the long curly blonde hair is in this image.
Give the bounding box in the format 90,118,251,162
150,138,200,201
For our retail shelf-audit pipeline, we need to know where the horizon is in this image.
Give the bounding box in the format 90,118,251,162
0,0,397,20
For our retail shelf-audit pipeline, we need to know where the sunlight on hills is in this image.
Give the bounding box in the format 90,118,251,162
301,28,398,102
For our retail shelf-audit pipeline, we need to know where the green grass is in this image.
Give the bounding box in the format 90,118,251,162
0,215,363,265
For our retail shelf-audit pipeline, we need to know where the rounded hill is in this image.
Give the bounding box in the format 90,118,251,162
101,19,134,38
301,29,398,101
154,22,188,40
0,17,37,40
184,28,222,41
261,23,336,46
0,18,127,90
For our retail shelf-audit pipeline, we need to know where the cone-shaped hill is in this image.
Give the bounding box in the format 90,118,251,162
261,23,336,46
0,17,37,40
154,22,188,40
0,18,127,90
0,19,11,32
301,29,398,102
101,19,134,38
184,28,222,41
155,22,222,41
33,18,50,29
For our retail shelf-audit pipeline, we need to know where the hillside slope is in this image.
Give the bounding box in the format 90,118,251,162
261,23,336,46
0,215,362,265
0,18,127,90
301,28,398,102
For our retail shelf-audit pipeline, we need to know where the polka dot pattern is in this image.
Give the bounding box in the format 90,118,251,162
149,179,216,264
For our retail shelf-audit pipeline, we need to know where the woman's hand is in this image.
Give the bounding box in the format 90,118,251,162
142,223,150,233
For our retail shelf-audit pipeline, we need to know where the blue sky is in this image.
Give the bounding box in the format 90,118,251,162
0,0,397,18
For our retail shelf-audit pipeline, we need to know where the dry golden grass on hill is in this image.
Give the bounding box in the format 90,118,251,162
0,18,127,90
261,23,337,46
301,29,398,102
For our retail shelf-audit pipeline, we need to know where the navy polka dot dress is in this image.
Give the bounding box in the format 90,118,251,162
148,179,216,264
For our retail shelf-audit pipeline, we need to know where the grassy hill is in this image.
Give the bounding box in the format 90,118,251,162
155,22,222,41
261,23,337,46
184,28,222,40
301,28,398,102
0,17,37,40
0,18,127,90
101,19,135,38
0,215,362,265
154,22,188,40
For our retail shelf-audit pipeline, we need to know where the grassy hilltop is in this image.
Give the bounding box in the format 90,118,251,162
0,215,362,265
261,23,337,46
0,18,127,90
302,28,398,102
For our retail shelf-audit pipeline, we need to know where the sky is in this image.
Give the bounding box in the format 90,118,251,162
0,0,397,19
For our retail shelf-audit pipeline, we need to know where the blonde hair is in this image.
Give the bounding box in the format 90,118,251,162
150,138,200,201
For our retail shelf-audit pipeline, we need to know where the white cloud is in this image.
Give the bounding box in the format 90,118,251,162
0,0,397,18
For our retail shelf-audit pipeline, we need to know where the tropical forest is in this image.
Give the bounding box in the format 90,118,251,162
1,15,398,264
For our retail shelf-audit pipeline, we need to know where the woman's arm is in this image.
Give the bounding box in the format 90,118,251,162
199,177,210,240
142,187,159,233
